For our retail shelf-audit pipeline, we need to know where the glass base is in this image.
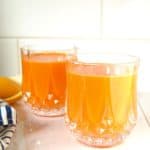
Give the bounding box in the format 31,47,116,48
75,132,126,148
66,117,136,148
25,102,65,117
31,106,65,117
23,94,65,117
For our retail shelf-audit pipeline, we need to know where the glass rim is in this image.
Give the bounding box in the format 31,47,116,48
69,52,140,65
20,47,76,54
19,39,76,51
20,48,77,55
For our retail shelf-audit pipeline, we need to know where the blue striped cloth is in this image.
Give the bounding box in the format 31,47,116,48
0,99,16,150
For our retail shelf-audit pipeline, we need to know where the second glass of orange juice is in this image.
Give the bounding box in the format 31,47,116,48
20,40,76,116
66,53,139,147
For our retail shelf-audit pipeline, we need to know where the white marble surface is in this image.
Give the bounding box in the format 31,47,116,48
138,92,150,127
8,94,150,150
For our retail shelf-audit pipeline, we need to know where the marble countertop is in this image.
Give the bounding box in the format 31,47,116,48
8,92,150,150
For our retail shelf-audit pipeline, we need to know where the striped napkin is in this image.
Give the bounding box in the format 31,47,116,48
0,99,16,150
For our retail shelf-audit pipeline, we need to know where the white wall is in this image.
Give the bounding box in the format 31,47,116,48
0,39,19,76
0,0,101,38
0,0,150,91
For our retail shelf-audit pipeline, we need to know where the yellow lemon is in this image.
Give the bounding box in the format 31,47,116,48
5,91,22,103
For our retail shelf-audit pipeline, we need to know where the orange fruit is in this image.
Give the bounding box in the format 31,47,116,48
0,77,22,103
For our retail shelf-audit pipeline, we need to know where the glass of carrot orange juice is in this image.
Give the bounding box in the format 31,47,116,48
20,40,76,116
66,53,139,147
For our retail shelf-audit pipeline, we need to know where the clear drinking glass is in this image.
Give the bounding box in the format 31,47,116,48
20,39,76,116
66,53,139,147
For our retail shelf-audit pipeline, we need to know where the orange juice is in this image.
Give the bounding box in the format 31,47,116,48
66,62,138,147
21,52,71,115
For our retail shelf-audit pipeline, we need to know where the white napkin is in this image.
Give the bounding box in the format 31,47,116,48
0,99,16,150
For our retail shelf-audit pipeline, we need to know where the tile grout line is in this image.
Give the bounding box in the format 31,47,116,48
0,36,102,40
100,0,103,39
2,36,150,41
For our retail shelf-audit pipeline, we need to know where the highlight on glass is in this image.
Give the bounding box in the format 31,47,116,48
20,39,77,117
65,52,139,147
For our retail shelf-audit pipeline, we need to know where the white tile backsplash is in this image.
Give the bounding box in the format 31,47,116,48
1,0,150,92
0,0,101,38
103,0,150,39
0,39,19,76
1,0,150,39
